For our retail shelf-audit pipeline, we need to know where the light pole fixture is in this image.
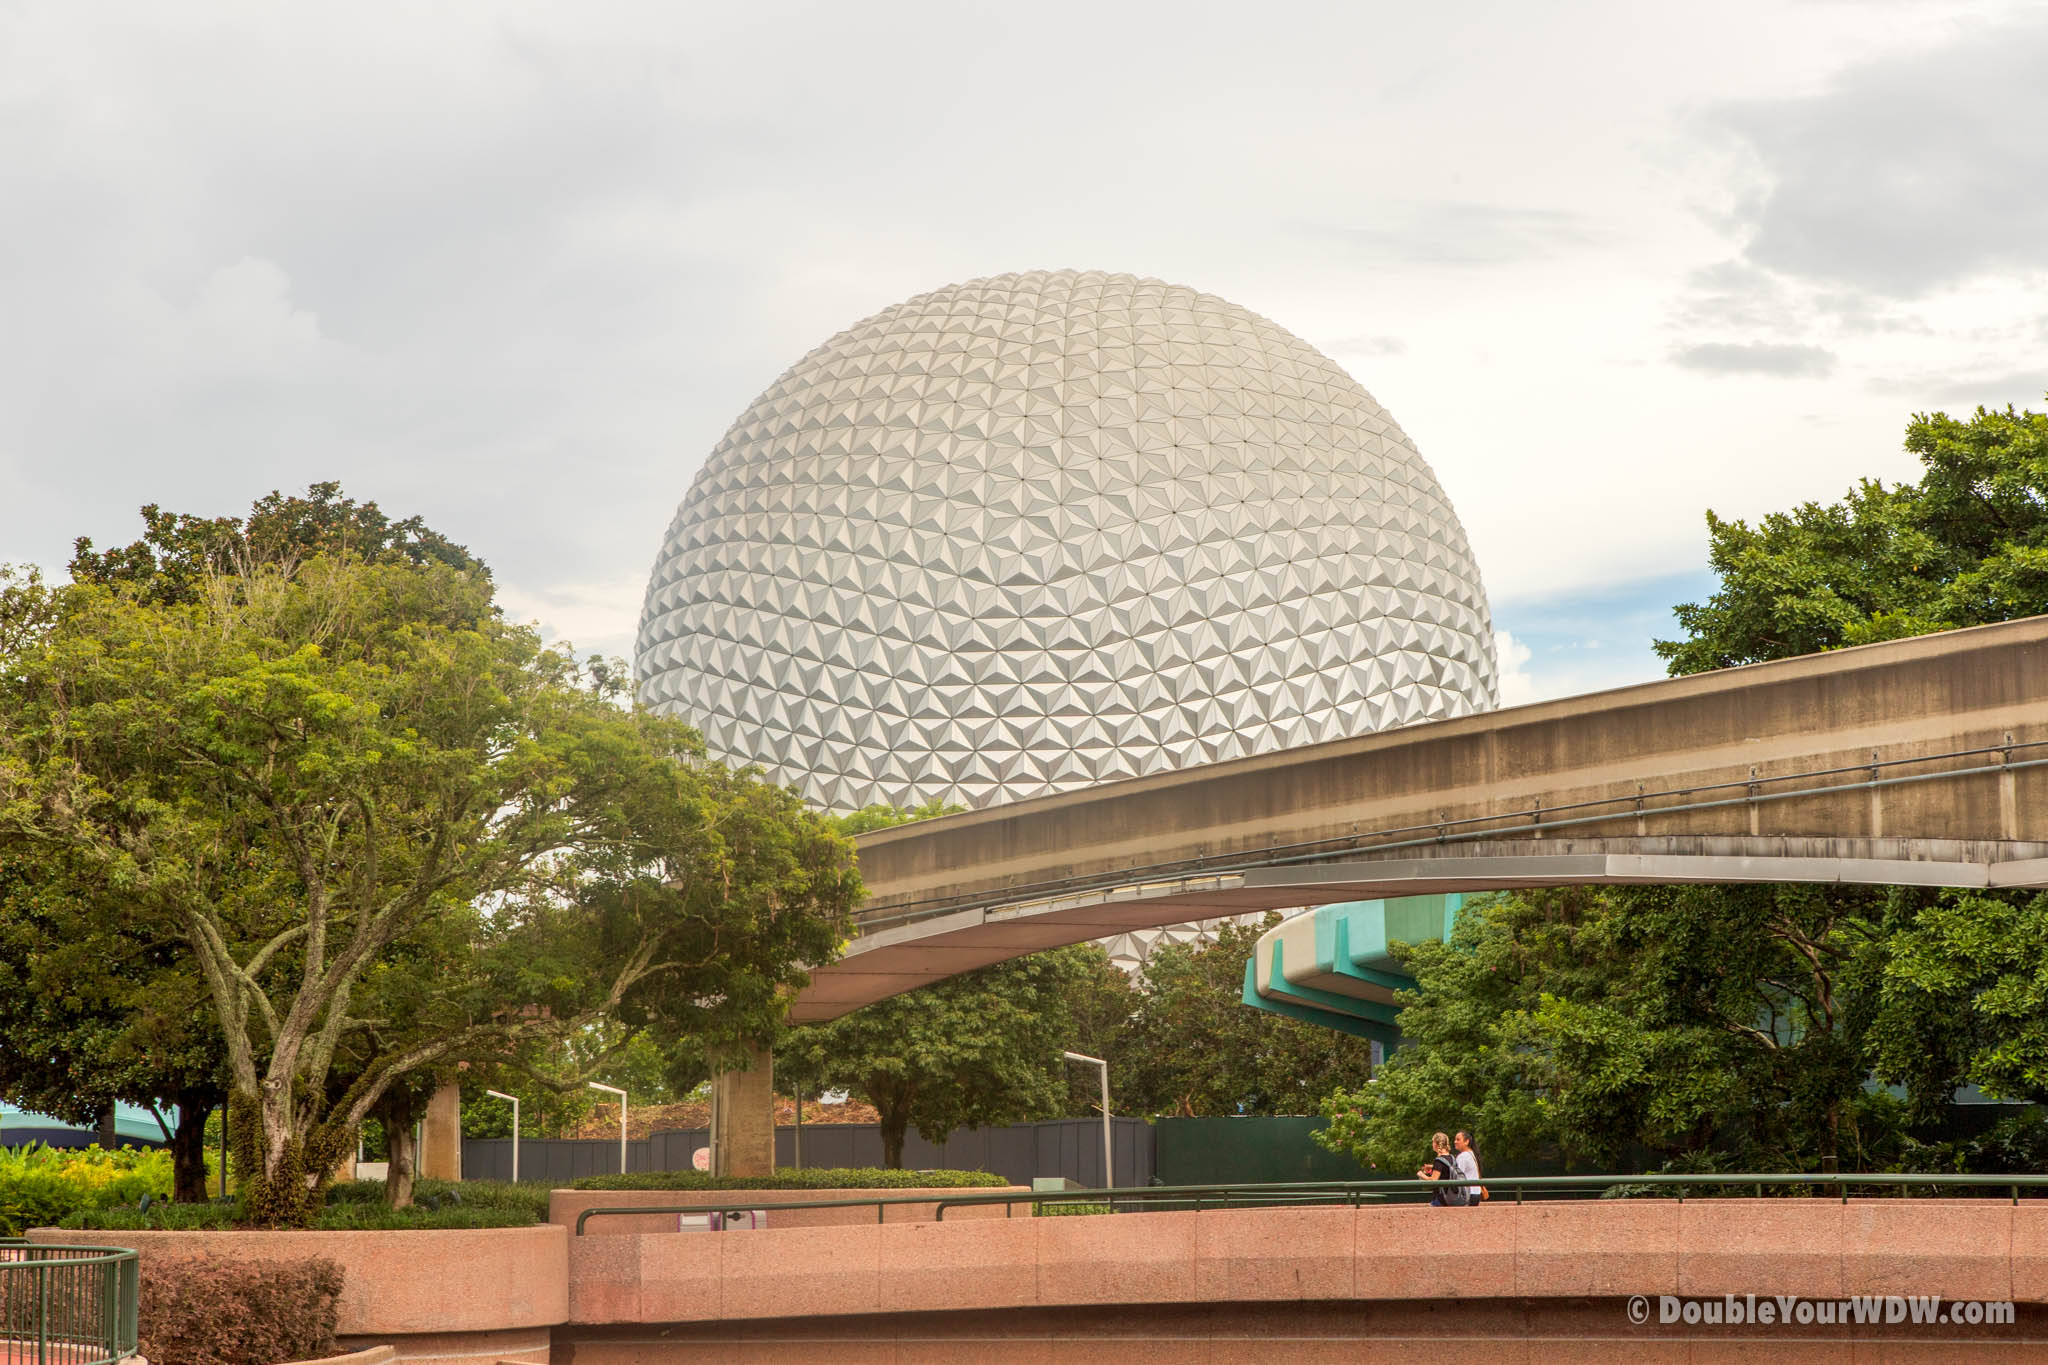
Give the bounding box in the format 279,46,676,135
485,1090,521,1183
1062,1051,1113,1189
588,1082,627,1174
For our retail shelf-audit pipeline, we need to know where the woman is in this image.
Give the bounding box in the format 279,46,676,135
1454,1129,1487,1204
1416,1131,1461,1206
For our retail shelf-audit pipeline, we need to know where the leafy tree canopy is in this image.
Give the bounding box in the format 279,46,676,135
1319,887,1911,1176
782,945,1104,1167
0,856,225,1199
1657,399,2048,673
1868,890,2048,1114
1322,399,2047,1183
69,481,487,607
831,798,963,836
1115,917,1377,1119
1,490,857,1223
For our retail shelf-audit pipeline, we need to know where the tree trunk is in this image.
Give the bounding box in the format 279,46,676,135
230,1089,338,1227
371,1092,424,1209
877,1103,909,1169
385,1119,417,1209
95,1109,119,1150
169,1091,217,1203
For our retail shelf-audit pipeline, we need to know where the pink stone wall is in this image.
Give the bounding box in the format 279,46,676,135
548,1185,1032,1235
32,1225,566,1365
565,1198,2048,1325
32,1197,2048,1362
556,1301,2048,1363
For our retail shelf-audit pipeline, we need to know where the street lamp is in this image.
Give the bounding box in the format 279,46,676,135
588,1082,627,1174
1062,1051,1113,1189
485,1090,521,1183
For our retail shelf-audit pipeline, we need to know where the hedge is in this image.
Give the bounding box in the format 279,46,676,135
0,1143,171,1236
569,1166,1010,1191
138,1255,342,1365
64,1178,550,1230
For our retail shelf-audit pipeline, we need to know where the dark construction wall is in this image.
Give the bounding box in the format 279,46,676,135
1152,1117,1369,1186
463,1117,1154,1188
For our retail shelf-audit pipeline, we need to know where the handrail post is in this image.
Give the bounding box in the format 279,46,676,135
103,1250,117,1361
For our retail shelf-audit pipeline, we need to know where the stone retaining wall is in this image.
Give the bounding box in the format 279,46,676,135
32,1226,565,1365
39,1198,2048,1361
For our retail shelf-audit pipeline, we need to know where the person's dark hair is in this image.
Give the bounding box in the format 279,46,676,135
1455,1130,1475,1150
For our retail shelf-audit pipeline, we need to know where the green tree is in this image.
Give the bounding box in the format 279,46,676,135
0,564,226,1198
832,798,960,836
1059,947,1142,1118
0,551,856,1223
0,866,226,1200
69,481,488,607
1118,918,1377,1118
1318,887,1903,1176
1868,890,2048,1112
1318,892,1616,1173
782,946,1100,1167
1604,883,1891,1171
1656,399,2048,674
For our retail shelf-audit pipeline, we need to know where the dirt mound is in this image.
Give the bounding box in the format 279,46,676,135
570,1097,880,1140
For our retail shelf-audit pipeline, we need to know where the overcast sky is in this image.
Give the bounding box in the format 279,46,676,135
4,0,2044,705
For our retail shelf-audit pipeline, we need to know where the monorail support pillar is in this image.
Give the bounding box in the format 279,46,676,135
711,1043,775,1178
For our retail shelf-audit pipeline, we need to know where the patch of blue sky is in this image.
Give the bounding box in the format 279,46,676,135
1491,569,1719,706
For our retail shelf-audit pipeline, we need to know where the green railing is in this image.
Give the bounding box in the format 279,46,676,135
0,1242,139,1365
572,1172,2048,1234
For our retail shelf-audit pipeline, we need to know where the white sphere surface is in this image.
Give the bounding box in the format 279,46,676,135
637,270,1497,812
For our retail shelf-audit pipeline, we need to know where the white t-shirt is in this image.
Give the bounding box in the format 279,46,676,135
1455,1149,1481,1187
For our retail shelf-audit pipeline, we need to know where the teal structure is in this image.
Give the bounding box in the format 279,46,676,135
0,1100,175,1149
1239,895,1465,1045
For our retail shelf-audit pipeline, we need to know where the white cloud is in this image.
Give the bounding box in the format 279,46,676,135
1671,341,1836,378
2,0,2041,679
1495,631,1539,708
1710,15,2048,298
497,576,646,661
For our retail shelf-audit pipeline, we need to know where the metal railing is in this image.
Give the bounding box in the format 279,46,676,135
572,1171,2048,1233
0,1243,139,1365
853,738,2048,934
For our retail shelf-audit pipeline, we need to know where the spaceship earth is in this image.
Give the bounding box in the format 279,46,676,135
636,269,1498,813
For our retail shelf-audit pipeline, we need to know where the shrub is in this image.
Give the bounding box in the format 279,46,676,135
62,1202,239,1231
324,1177,551,1224
0,1143,172,1235
64,1178,550,1231
570,1166,1010,1191
137,1255,342,1365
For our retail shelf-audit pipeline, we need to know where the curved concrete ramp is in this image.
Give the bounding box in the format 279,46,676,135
799,842,2048,1022
1241,895,1461,1041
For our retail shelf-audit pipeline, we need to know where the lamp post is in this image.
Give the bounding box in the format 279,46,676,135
485,1090,521,1183
588,1082,627,1175
1061,1051,1113,1189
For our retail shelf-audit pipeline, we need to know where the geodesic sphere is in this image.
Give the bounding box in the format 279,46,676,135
636,270,1497,812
